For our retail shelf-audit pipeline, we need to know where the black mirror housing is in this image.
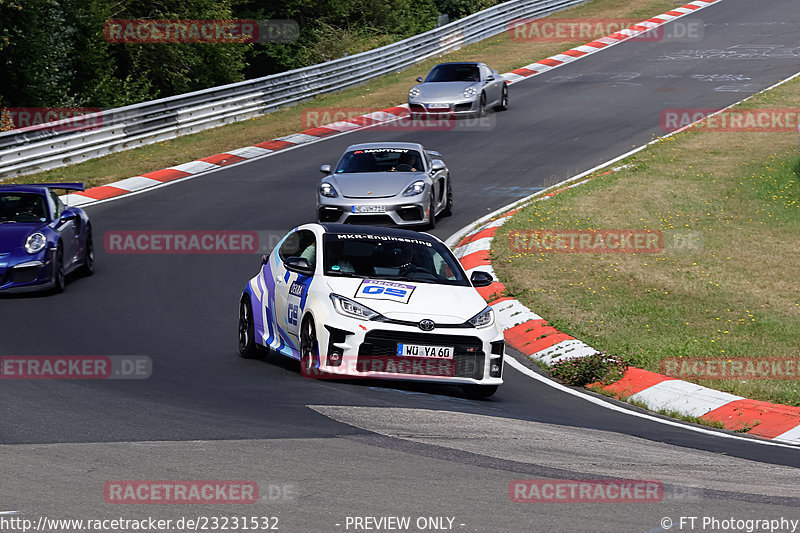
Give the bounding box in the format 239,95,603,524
470,271,494,287
284,256,313,275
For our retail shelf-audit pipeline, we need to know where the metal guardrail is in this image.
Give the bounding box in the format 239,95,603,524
0,0,583,180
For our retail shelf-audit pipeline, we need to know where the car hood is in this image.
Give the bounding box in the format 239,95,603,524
416,82,478,98
0,223,45,252
325,276,487,324
326,172,426,199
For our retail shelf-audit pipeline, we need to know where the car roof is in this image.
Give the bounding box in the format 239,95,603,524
432,61,482,67
344,142,424,152
319,224,442,244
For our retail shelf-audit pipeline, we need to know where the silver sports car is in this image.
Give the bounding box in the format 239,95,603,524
408,62,508,117
316,142,452,229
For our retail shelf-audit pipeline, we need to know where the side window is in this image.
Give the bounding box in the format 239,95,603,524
279,230,317,268
480,65,491,80
49,191,64,219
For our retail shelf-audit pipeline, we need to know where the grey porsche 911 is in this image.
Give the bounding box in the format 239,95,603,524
316,142,452,229
408,62,508,118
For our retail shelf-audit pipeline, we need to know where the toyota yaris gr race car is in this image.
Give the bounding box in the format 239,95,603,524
317,142,452,229
0,183,94,293
238,224,504,398
408,62,508,118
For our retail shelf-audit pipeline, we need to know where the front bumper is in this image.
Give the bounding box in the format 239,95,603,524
305,313,504,385
408,98,479,116
317,195,431,227
0,250,55,293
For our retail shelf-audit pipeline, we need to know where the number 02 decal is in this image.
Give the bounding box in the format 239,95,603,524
287,303,299,326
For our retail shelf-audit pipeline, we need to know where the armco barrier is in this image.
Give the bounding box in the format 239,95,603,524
0,0,583,180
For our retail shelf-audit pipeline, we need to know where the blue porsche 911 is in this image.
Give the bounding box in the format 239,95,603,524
0,183,94,293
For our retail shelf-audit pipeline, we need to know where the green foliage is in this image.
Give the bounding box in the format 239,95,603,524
0,0,459,109
550,352,629,387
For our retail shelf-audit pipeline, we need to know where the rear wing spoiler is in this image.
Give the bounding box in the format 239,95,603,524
41,183,85,192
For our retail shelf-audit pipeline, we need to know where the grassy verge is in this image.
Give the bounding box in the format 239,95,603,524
493,75,800,406
6,0,680,187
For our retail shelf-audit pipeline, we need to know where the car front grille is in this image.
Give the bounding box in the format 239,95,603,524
344,214,395,226
454,103,472,112
358,330,484,379
12,266,39,284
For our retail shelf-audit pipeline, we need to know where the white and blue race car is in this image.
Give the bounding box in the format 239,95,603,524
238,224,504,398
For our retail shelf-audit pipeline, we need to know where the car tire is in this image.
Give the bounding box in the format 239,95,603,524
52,243,65,294
425,195,436,230
238,295,259,359
300,315,319,377
442,181,453,217
461,384,498,399
477,94,486,118
496,85,509,111
80,226,94,276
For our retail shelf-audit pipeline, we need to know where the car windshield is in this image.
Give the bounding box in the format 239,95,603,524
425,64,480,83
323,233,469,286
0,192,49,223
335,148,424,173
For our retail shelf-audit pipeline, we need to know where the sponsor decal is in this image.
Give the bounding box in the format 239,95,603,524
289,280,305,298
355,279,415,304
334,234,433,247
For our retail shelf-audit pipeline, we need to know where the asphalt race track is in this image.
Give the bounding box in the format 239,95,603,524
2,1,799,531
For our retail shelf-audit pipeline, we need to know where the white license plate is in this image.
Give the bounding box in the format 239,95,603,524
427,103,450,109
352,205,386,213
397,343,454,359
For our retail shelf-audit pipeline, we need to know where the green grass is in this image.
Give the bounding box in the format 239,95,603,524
494,74,800,406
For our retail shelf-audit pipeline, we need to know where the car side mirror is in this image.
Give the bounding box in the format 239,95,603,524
430,159,446,172
416,76,423,82
59,210,78,223
320,164,332,174
486,75,495,82
284,256,313,275
470,271,494,287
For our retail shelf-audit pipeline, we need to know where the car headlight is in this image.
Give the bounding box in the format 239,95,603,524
330,294,382,320
402,180,426,197
319,183,338,198
467,306,494,328
409,88,421,98
463,86,478,98
24,232,47,254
